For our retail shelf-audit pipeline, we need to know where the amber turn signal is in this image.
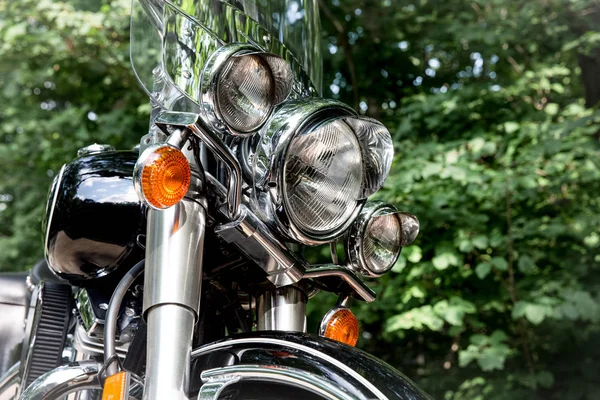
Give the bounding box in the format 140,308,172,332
135,145,191,209
102,370,130,400
320,307,359,347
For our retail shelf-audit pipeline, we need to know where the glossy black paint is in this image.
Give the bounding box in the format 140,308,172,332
190,331,432,400
44,151,145,283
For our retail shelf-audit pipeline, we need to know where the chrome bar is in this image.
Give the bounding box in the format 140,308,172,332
154,112,242,219
304,265,376,303
0,362,20,400
18,361,101,400
188,121,242,219
143,198,206,400
257,286,307,332
215,205,305,287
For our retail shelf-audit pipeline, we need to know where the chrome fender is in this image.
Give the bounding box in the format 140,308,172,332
190,332,431,400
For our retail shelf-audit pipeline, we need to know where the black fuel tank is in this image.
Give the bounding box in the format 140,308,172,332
44,149,145,283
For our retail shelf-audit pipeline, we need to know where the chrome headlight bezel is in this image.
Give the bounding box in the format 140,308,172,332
199,43,293,137
346,201,420,277
252,99,364,245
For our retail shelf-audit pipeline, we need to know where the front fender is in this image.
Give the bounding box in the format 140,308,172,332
190,331,431,400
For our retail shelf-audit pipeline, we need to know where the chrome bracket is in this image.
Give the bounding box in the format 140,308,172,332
304,265,376,303
153,111,242,219
214,204,305,287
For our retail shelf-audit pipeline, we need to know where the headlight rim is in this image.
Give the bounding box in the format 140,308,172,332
346,201,403,277
258,99,365,245
200,43,293,137
280,117,364,238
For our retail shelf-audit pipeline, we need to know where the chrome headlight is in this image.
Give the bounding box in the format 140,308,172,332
253,99,394,245
347,201,419,277
200,44,293,136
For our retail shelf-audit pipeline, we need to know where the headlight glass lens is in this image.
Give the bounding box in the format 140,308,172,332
217,54,274,133
363,213,402,274
283,119,363,235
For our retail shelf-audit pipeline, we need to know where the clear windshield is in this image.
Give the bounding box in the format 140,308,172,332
130,0,322,110
224,0,321,90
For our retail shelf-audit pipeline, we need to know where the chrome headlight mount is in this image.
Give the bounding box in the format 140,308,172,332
199,43,294,137
346,201,420,277
252,99,395,245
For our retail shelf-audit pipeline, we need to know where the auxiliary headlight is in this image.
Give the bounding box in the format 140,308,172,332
200,44,293,136
346,201,419,277
253,99,394,245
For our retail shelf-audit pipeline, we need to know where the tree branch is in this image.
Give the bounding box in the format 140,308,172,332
505,180,535,374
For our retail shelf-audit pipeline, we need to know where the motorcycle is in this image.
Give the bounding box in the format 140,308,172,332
0,0,430,399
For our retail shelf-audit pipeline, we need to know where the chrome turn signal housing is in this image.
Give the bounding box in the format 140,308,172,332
346,201,419,277
251,99,395,245
200,44,293,136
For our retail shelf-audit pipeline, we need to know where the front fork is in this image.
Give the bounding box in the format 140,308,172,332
139,124,308,399
142,198,206,400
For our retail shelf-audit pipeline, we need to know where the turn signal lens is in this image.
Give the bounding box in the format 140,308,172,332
136,145,191,209
320,307,359,347
102,371,130,400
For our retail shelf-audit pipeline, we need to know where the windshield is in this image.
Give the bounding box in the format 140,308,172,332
224,0,321,90
130,0,322,110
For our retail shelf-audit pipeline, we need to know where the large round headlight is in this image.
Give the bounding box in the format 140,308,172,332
347,201,419,277
283,118,363,235
201,44,293,136
251,99,394,245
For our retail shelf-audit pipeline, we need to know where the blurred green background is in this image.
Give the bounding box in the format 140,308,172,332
1,0,600,398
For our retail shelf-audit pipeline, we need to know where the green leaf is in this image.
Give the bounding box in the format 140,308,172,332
458,239,474,252
477,344,510,371
503,121,520,133
403,245,423,263
391,255,407,272
460,332,510,371
513,301,551,325
475,261,491,279
421,162,441,178
491,257,508,271
459,345,479,367
489,330,509,343
545,103,559,115
432,251,459,270
470,334,489,346
517,255,536,274
386,305,445,332
537,371,554,389
472,235,488,250
551,83,565,94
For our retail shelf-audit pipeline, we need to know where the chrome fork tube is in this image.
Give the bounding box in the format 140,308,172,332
257,286,307,332
142,197,206,400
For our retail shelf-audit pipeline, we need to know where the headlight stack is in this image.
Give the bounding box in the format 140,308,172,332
252,99,395,245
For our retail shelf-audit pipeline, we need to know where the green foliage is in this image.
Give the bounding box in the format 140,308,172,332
459,330,511,371
1,0,600,399
317,0,600,399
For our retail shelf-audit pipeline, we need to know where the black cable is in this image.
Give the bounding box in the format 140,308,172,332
104,259,145,376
